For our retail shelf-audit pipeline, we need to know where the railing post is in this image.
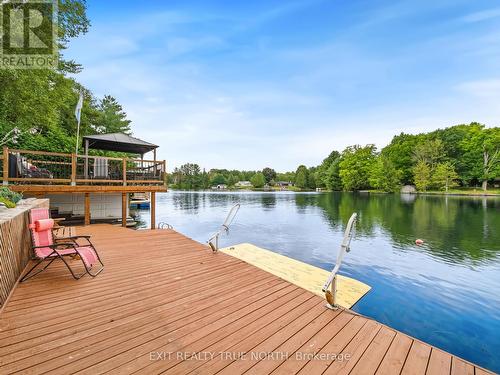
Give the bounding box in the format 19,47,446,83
163,160,167,185
84,193,91,226
71,153,76,186
150,192,156,230
331,275,337,307
2,147,8,185
122,192,127,227
122,158,127,186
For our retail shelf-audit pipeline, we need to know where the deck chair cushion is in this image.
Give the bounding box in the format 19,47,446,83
34,219,54,232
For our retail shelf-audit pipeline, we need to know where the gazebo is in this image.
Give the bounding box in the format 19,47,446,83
79,133,162,228
81,133,159,180
82,133,158,158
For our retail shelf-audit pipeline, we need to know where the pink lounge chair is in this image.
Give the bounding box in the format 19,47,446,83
20,208,104,282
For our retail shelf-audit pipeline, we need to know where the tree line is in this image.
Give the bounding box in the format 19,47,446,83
0,1,132,154
171,123,499,192
169,165,294,190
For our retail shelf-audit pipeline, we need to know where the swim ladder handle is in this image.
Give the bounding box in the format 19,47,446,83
208,203,241,252
322,212,357,309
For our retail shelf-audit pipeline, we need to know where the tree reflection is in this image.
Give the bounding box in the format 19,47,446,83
311,193,500,264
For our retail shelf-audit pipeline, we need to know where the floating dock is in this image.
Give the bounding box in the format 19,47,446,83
220,243,370,309
0,225,493,374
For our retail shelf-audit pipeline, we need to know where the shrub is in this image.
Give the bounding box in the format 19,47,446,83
0,196,16,208
0,187,23,205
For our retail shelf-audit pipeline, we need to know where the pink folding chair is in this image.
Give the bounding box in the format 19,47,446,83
20,208,104,282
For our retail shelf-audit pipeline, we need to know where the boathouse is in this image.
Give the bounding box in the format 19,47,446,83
1,133,167,228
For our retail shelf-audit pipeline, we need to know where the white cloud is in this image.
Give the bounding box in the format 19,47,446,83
461,8,500,23
455,79,500,98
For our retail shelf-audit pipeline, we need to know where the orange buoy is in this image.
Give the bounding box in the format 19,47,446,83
415,239,424,245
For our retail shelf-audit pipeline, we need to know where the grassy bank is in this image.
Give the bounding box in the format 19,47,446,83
417,189,500,196
361,188,500,196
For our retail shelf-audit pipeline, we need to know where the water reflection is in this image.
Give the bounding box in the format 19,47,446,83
135,191,500,373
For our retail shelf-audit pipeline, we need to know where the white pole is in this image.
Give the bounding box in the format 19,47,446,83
75,90,83,155
75,117,81,155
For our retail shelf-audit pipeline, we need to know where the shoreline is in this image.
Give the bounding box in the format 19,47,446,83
168,188,500,197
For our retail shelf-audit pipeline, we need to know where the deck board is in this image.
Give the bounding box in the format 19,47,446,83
0,224,494,375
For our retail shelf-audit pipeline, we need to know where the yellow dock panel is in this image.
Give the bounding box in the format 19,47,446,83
220,243,371,309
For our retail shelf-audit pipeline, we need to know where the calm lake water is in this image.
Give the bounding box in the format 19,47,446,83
133,191,500,372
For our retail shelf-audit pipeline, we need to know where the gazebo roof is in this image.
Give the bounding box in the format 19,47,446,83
82,133,158,154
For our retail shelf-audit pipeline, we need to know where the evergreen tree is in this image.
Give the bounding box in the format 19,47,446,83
98,95,132,134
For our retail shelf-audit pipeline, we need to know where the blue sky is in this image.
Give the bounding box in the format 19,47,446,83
65,0,500,171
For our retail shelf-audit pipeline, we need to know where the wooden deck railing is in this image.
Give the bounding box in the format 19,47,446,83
1,147,166,187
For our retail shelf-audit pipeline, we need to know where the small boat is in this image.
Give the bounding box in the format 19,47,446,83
129,192,150,209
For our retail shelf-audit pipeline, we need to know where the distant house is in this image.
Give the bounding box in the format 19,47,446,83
212,184,228,190
235,181,252,188
276,181,294,191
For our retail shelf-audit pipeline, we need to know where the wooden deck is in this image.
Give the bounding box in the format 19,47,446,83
0,225,493,374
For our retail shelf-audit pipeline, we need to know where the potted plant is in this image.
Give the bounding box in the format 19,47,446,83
0,187,23,209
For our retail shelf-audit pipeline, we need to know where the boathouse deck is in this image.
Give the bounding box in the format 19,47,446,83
0,225,493,374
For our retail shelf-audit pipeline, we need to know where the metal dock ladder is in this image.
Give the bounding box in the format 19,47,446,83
208,203,240,252
322,212,357,309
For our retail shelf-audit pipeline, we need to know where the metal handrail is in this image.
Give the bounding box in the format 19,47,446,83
322,212,357,309
208,203,240,252
157,222,173,229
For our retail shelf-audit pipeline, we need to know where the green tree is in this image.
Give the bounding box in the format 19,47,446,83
276,171,295,182
381,133,420,184
432,162,459,192
316,150,340,188
97,95,132,134
307,167,317,189
227,173,239,187
413,161,431,191
461,126,500,190
412,138,445,168
57,0,91,73
210,173,227,186
294,165,309,189
0,1,135,156
250,172,265,188
369,156,401,192
201,169,210,189
325,158,343,190
433,123,480,182
338,145,377,191
262,167,277,184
